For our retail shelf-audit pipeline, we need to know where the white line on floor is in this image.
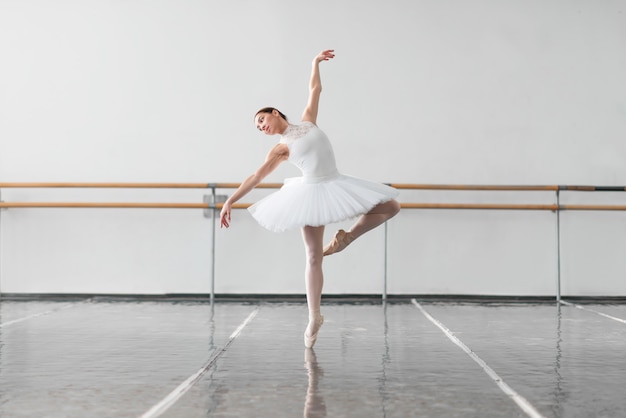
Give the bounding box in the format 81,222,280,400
560,300,626,324
411,299,546,418
139,307,260,418
0,302,83,328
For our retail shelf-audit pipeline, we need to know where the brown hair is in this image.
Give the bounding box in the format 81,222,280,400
255,107,288,122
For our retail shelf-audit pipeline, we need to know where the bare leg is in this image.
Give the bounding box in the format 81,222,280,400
323,199,401,256
347,199,401,239
302,225,326,347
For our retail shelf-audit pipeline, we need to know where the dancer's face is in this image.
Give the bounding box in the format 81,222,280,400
255,111,283,135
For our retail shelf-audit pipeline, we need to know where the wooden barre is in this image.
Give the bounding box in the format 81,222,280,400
0,182,284,189
1,183,625,192
2,202,626,211
0,202,209,209
0,202,245,209
221,203,559,210
0,182,559,191
400,203,559,210
228,203,626,211
0,182,211,189
388,184,559,191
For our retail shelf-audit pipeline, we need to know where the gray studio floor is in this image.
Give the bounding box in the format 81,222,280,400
0,297,625,417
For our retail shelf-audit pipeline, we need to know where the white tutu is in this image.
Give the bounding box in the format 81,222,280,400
248,174,399,232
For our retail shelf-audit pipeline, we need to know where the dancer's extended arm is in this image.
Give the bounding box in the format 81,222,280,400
220,144,288,228
301,49,335,124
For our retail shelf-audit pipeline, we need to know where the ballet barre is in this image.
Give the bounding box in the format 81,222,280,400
1,182,623,191
0,182,624,208
215,203,626,211
2,182,626,302
0,182,283,189
389,184,559,191
0,202,207,209
0,180,623,211
2,202,626,211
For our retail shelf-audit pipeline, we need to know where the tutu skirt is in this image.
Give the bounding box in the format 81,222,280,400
248,174,399,232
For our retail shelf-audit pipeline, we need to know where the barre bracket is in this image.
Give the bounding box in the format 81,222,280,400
203,194,228,218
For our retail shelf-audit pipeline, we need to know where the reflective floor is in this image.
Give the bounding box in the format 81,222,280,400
0,298,625,417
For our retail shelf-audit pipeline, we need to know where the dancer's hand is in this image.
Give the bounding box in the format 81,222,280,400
219,202,232,228
314,49,335,64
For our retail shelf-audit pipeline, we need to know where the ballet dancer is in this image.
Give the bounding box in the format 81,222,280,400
219,49,400,348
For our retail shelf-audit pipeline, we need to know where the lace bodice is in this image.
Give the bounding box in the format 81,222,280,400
279,122,338,181
279,122,315,144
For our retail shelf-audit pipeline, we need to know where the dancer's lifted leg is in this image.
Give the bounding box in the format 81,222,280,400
323,199,400,256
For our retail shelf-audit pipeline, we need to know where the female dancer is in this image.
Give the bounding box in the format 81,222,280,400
219,50,400,348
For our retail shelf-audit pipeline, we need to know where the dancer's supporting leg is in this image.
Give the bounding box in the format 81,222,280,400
323,199,401,256
302,225,326,347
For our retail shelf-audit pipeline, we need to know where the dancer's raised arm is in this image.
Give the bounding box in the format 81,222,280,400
301,49,335,124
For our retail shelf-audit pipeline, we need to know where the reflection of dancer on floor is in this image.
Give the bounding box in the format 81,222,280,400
220,50,400,348
304,349,326,417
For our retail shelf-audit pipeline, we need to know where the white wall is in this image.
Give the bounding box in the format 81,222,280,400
1,0,625,296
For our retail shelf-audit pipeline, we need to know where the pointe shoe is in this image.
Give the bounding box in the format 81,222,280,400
323,229,355,256
304,315,324,348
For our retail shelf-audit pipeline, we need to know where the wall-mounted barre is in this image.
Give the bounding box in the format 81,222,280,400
2,182,625,302
0,182,284,189
0,182,625,211
388,184,559,191
0,202,207,209
2,202,625,211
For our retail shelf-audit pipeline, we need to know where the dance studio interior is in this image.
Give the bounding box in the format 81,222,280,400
1,0,625,416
